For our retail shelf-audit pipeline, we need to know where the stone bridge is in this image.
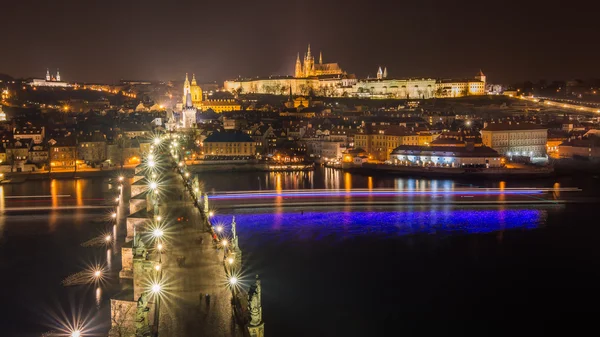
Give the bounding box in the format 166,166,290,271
109,133,264,337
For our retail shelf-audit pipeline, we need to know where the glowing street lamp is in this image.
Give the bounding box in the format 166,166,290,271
118,176,124,182
149,182,158,190
105,235,111,243
148,160,155,168
155,264,161,271
157,243,163,251
215,225,223,233
111,212,117,219
184,172,190,178
156,215,162,222
153,228,164,239
229,276,238,286
154,137,161,145
208,211,214,218
94,270,102,278
71,330,81,337
227,257,234,265
222,239,228,247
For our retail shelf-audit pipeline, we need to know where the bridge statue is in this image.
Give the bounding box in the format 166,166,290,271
203,193,209,214
133,225,147,258
247,275,264,337
135,293,151,336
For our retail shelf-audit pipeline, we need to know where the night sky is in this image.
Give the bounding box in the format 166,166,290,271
1,0,598,84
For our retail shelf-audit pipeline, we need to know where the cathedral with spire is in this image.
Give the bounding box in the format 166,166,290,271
182,73,203,107
294,45,344,78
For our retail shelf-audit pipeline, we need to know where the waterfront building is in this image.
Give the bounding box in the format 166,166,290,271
203,131,257,158
77,131,107,164
481,122,548,158
49,137,77,169
558,136,600,160
354,125,419,161
5,139,31,169
391,142,502,168
28,144,48,164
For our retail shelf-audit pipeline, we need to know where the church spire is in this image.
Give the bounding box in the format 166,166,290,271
319,51,322,64
56,69,61,81
46,69,51,81
307,44,311,58
191,73,197,85
295,53,303,78
383,67,387,79
377,66,383,80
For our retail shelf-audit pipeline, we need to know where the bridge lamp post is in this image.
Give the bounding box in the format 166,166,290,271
156,242,163,263
229,276,238,298
71,330,81,337
222,239,228,255
150,283,162,335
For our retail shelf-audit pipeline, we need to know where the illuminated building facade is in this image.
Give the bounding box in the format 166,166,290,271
391,144,502,168
203,132,257,158
199,99,241,113
354,126,420,161
27,69,70,88
481,122,547,158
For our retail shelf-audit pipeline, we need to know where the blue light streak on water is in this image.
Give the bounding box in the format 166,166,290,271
213,208,545,240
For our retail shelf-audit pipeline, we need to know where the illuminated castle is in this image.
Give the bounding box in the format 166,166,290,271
294,45,344,78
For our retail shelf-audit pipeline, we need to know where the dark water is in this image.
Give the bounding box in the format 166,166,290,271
1,170,599,336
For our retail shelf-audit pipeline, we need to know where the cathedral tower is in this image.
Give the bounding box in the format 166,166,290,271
56,69,61,81
295,53,303,78
303,44,314,77
377,66,383,80
46,69,51,81
182,73,191,105
383,67,388,79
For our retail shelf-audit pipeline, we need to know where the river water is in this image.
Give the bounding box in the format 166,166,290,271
1,168,600,336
